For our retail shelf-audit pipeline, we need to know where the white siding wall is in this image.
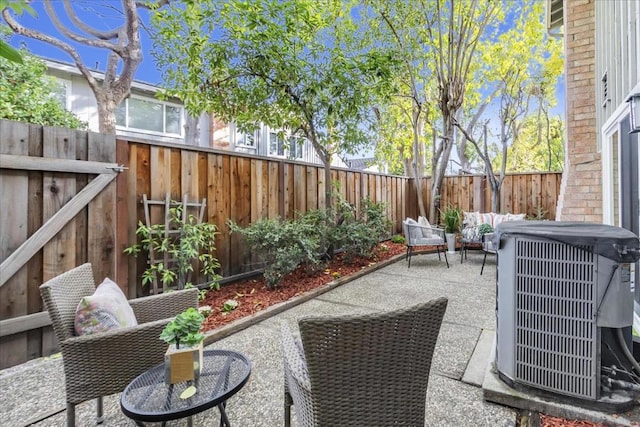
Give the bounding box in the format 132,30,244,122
596,0,640,138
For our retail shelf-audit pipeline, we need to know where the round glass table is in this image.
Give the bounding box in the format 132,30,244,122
120,349,251,427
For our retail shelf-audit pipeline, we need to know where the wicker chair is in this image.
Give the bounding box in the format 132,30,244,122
402,219,449,268
282,297,448,427
40,263,198,427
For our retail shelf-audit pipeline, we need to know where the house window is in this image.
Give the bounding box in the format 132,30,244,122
288,136,304,159
235,127,259,148
52,78,72,110
269,131,285,156
116,96,184,136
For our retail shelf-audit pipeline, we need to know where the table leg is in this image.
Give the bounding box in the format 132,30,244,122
218,403,231,427
187,415,193,427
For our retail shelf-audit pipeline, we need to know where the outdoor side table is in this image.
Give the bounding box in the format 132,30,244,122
120,349,251,427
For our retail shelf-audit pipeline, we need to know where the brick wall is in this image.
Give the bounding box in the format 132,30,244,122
556,0,602,222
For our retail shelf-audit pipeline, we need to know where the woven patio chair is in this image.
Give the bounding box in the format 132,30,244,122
282,297,448,427
40,263,198,427
402,218,449,268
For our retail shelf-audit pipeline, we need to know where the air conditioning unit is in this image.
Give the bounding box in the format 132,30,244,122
494,221,640,411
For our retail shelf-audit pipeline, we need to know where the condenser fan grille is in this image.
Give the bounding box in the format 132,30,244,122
514,239,598,400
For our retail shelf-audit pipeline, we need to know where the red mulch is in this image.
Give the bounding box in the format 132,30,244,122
539,415,608,427
200,241,407,332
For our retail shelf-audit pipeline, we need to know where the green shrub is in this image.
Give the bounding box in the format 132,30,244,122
124,204,221,291
334,197,391,262
229,217,321,289
391,234,405,244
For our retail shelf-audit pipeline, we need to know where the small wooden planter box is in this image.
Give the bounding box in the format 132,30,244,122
164,342,203,384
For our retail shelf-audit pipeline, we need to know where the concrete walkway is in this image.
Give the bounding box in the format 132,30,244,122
1,251,517,426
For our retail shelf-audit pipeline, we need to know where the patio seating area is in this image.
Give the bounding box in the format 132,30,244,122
1,250,637,426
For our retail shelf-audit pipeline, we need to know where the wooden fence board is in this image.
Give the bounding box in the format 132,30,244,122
42,126,77,281
88,132,117,286
306,167,317,211
181,150,198,199
149,146,165,225
26,123,48,359
294,165,305,213
171,149,181,200
115,140,130,295
317,167,326,211
268,161,279,219
0,121,29,367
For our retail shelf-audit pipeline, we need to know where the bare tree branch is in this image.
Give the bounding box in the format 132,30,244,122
43,1,122,53
2,8,100,92
62,0,122,40
135,0,171,10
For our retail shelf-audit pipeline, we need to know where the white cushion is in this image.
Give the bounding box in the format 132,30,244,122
463,211,479,228
75,278,138,336
417,216,433,237
493,214,509,227
404,217,423,243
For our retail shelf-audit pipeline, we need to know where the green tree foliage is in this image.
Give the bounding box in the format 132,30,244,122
455,1,564,211
151,0,396,214
505,115,564,172
366,0,504,222
0,52,86,129
0,0,34,63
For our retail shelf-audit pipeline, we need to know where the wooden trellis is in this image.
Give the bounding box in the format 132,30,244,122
142,193,207,294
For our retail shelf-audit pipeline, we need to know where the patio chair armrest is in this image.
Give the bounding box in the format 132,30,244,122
129,288,198,324
281,323,311,391
60,319,172,403
429,226,446,238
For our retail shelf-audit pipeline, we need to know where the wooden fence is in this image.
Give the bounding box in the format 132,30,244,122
0,119,562,368
406,173,562,221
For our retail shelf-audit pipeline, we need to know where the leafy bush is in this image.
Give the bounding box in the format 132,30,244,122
391,234,405,244
124,204,221,291
334,197,391,262
228,217,322,289
230,196,391,287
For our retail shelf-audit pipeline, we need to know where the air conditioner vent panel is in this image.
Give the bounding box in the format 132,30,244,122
513,239,598,400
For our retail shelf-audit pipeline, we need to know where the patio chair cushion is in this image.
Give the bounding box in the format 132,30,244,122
405,217,423,241
74,278,138,336
417,216,433,237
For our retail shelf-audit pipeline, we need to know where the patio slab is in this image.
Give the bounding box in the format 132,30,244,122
0,252,517,427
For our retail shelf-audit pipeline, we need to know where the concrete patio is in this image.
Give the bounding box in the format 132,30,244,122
0,250,634,426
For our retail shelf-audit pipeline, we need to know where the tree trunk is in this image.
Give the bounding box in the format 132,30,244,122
491,184,500,212
428,114,455,224
96,93,117,135
184,114,201,146
412,113,426,218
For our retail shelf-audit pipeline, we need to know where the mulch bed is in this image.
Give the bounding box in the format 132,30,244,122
200,241,408,332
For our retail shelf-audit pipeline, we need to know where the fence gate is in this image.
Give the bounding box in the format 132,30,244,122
0,120,122,369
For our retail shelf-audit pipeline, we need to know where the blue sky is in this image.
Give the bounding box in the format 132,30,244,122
7,1,565,125
7,1,163,84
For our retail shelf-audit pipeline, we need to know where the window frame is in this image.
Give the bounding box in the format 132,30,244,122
234,125,260,149
115,94,185,138
52,77,72,110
